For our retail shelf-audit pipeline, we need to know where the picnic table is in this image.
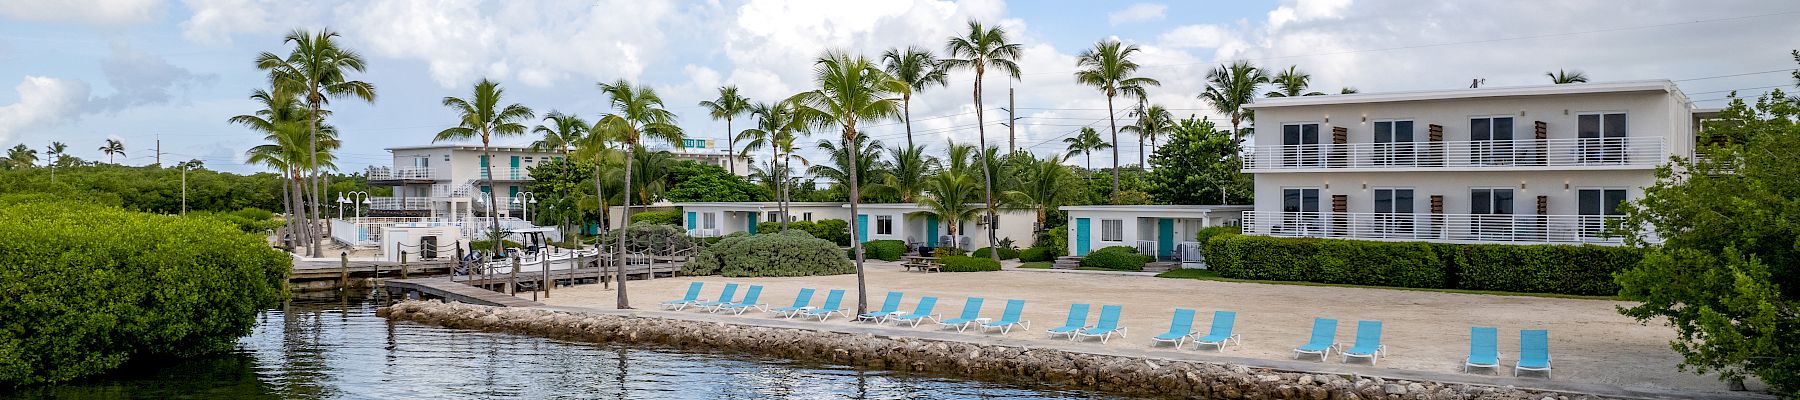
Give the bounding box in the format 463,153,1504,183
901,255,942,272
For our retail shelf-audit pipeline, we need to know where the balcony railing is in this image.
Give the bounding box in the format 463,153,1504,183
367,167,436,181
478,168,527,180
1240,211,1655,245
1242,137,1666,171
367,197,434,211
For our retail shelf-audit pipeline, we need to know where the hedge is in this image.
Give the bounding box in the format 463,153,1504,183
1203,233,1640,296
863,240,908,261
941,255,1001,272
971,246,1020,260
630,210,683,226
1036,225,1067,252
1018,247,1057,262
0,194,290,385
600,222,699,252
1194,226,1240,253
1080,246,1151,271
681,230,854,277
760,219,852,246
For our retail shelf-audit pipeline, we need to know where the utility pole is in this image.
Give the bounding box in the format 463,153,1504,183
1007,87,1016,153
155,137,161,167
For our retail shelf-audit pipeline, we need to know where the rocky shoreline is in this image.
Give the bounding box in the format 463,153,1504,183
379,300,1619,400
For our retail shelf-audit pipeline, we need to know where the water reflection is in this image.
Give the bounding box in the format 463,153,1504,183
9,291,1122,399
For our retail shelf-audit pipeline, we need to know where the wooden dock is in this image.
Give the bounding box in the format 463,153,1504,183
385,277,543,307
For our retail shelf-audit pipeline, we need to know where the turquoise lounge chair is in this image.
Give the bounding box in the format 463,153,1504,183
936,297,985,332
888,296,940,327
1151,308,1196,347
1515,329,1552,378
1072,305,1126,343
979,299,1030,334
1293,318,1338,361
1046,304,1091,338
1191,311,1242,351
714,285,764,314
659,282,703,310
1465,326,1500,373
856,291,904,322
686,283,739,311
1341,320,1387,365
768,288,816,318
797,289,848,321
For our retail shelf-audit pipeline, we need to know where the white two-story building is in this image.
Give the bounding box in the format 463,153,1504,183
366,145,566,219
1239,80,1699,244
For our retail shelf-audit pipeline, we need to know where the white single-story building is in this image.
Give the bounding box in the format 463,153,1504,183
674,202,849,237
1059,205,1250,260
849,203,1037,250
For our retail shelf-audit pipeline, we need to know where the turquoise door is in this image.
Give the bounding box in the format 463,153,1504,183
1075,218,1092,256
509,156,520,177
748,213,759,235
856,214,869,243
479,155,489,179
925,215,939,247
686,211,697,230
1157,219,1175,259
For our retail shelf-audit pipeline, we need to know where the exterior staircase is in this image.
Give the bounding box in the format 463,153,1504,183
1142,261,1179,273
1052,256,1083,269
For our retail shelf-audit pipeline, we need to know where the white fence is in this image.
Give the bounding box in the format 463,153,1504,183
1240,211,1655,245
1242,137,1666,170
367,166,436,180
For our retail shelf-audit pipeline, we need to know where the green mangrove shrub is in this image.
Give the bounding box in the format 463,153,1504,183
1080,246,1152,271
629,210,683,226
863,240,908,261
941,255,1001,272
971,246,1020,260
1203,233,1639,295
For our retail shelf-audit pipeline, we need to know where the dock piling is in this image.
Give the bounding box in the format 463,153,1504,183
339,252,349,290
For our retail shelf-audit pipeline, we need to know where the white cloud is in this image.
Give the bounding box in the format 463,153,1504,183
0,0,162,27
178,0,314,45
1156,24,1238,49
1108,3,1166,26
1265,0,1350,30
89,43,216,112
335,0,680,89
0,76,90,144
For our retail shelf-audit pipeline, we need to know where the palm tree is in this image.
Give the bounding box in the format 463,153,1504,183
809,136,884,198
943,20,1023,263
738,101,808,229
1547,69,1589,84
99,139,125,164
1121,103,1174,168
1008,153,1074,232
1339,87,1360,94
698,86,751,175
6,144,38,169
237,88,337,242
874,144,939,203
258,28,375,258
918,165,983,242
1063,127,1111,172
435,79,535,258
772,130,809,227
1265,66,1325,97
1073,39,1159,192
1199,60,1268,146
789,50,904,315
45,141,66,181
531,111,589,243
881,46,948,149
627,148,675,206
595,79,684,309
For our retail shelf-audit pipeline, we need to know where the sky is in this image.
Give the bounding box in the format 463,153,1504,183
1,0,1797,175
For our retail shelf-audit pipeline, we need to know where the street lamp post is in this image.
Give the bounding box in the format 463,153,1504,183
511,191,538,223
341,191,370,220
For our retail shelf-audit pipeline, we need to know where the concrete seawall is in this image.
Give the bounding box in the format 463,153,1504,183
378,300,1667,400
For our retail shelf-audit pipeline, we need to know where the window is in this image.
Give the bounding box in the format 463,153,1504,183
1281,187,1321,235
412,156,429,168
1100,219,1123,241
1470,187,1516,240
1578,113,1627,163
1578,188,1627,239
702,213,717,229
525,156,534,163
1373,120,1415,166
1470,116,1515,165
876,215,893,235
803,212,813,221
1374,187,1415,237
768,211,781,224
444,155,450,162
1282,123,1321,167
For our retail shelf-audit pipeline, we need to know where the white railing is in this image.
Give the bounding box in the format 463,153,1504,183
1240,211,1655,245
1177,241,1203,265
688,228,722,237
367,166,436,180
1242,137,1666,170
1135,240,1156,256
479,168,526,180
367,197,434,210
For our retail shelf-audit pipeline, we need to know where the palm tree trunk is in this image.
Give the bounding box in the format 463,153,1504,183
592,155,607,236
773,145,784,231
482,144,503,258
973,74,999,263
903,95,914,149
847,133,866,316
1106,94,1119,194
1138,136,1146,169
616,144,633,309
725,118,736,175
307,95,323,258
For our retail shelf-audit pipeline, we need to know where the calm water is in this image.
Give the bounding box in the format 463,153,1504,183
9,291,1121,399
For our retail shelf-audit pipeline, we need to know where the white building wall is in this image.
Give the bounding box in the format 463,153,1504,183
1251,170,1654,216
1248,90,1692,157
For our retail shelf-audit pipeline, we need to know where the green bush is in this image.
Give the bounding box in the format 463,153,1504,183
809,219,850,246
941,255,1001,272
704,231,747,245
1018,247,1058,262
187,210,285,233
0,194,289,386
971,246,1020,260
1080,246,1152,271
230,207,276,221
756,219,815,236
681,230,854,277
932,247,967,258
1194,226,1240,254
630,210,683,226
1204,234,1640,295
600,222,699,252
862,240,908,261
1036,225,1067,253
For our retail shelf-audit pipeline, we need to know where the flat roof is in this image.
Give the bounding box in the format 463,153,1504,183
1059,204,1253,213
386,144,556,153
1244,80,1683,109
675,202,845,208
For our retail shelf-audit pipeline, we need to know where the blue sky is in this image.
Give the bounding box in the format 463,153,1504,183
1,0,1796,174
